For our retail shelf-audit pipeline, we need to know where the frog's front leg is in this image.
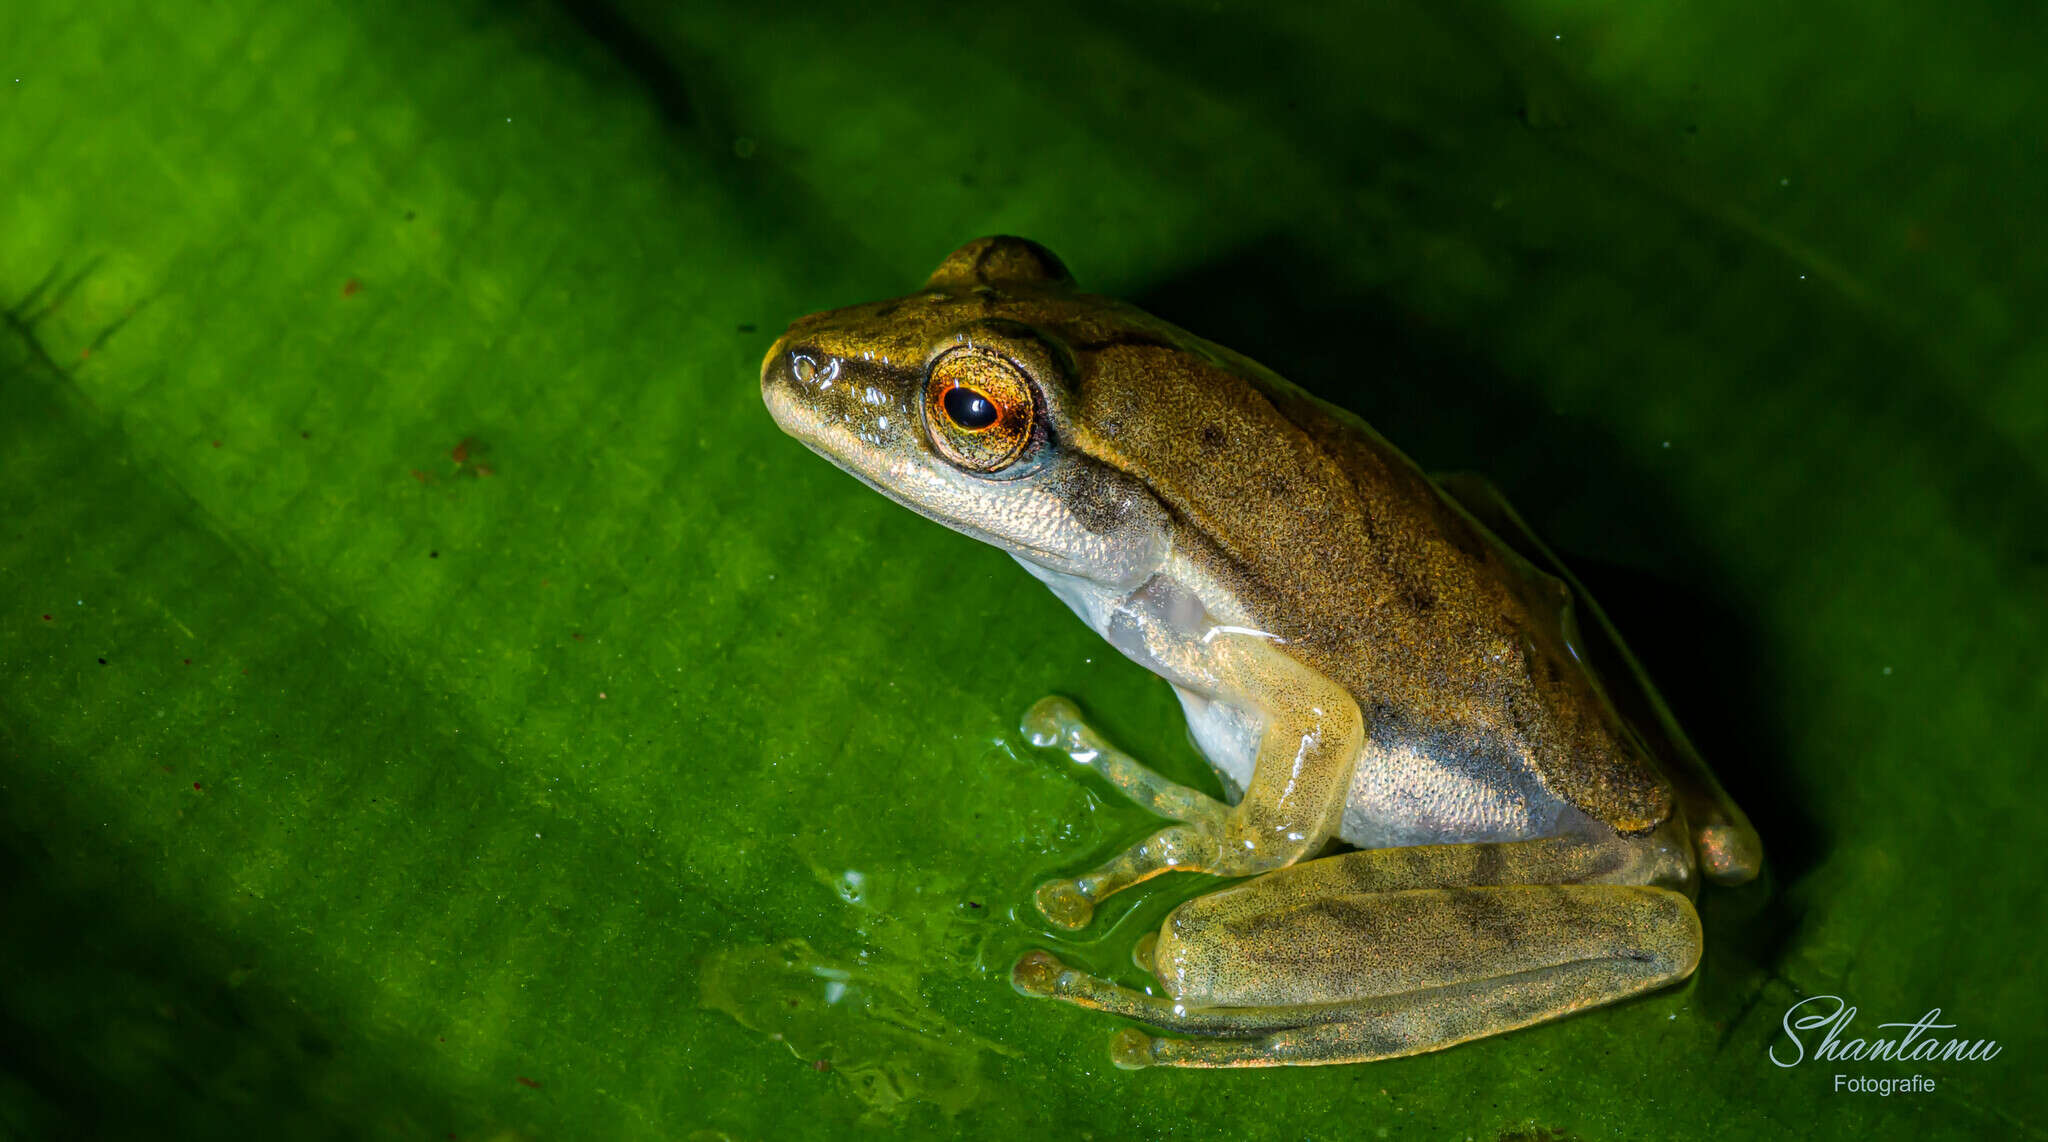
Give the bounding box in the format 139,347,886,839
1021,696,1231,831
1028,636,1363,930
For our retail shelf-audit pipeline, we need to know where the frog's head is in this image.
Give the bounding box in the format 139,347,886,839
762,236,1170,589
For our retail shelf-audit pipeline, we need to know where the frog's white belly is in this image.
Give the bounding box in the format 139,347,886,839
1174,686,1588,850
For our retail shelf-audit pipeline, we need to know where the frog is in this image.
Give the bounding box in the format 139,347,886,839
759,236,1762,1069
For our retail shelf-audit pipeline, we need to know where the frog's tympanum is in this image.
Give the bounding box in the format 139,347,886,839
761,237,1762,1069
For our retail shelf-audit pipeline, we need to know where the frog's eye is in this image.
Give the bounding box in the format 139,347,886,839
923,346,1037,472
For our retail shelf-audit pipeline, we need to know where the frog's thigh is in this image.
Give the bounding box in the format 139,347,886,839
1019,874,1699,1068
1163,880,1698,1007
1145,882,1697,1067
1130,933,1695,1069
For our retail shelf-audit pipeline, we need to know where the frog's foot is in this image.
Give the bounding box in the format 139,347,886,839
1033,878,1096,931
1017,874,1702,1068
1021,696,1229,829
1031,822,1221,930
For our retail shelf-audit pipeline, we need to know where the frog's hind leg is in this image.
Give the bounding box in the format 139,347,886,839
1014,835,1701,1068
1126,943,1691,1069
1432,471,1763,884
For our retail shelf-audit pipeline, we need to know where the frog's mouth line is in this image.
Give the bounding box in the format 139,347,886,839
813,445,1070,566
770,406,1077,572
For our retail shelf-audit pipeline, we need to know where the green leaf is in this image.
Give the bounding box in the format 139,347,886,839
3,1,2040,1138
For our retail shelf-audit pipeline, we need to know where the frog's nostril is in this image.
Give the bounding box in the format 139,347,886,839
789,353,839,389
760,345,848,423
761,337,797,387
761,342,806,388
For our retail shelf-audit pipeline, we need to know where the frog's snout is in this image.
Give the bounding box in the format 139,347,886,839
758,332,805,400
759,336,838,434
759,335,787,393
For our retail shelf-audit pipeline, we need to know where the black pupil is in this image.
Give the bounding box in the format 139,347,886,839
943,386,1000,429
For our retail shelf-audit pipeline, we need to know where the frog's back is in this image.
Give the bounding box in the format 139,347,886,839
1059,308,1673,838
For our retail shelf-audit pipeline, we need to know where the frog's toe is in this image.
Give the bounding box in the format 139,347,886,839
1020,695,1084,750
1109,1027,1158,1069
1696,822,1765,885
1132,930,1161,976
1010,949,1069,997
1034,877,1095,930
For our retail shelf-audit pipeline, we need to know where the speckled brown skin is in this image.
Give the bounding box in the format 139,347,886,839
762,237,1762,1066
1432,471,1764,881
